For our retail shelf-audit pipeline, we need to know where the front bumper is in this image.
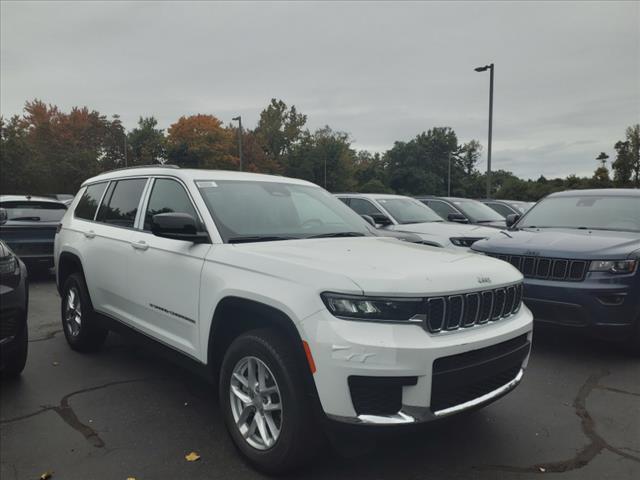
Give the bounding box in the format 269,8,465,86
523,272,640,340
300,306,533,424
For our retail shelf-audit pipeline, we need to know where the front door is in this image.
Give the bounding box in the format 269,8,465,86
127,177,210,358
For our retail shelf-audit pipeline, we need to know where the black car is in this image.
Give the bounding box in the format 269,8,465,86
416,196,507,228
0,240,29,377
472,189,640,350
0,195,68,271
481,199,534,218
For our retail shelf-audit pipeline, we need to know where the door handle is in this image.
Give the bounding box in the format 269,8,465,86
84,230,96,239
131,240,149,251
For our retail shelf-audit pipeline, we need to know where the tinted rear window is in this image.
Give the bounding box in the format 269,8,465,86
1,200,67,222
74,183,108,220
97,178,147,228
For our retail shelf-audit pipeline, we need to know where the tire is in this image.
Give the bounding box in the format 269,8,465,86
61,273,108,352
1,323,28,377
219,328,318,474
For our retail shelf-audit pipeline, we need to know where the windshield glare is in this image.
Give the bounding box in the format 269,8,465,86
518,196,640,232
1,201,67,222
376,198,443,224
196,180,371,241
454,200,505,222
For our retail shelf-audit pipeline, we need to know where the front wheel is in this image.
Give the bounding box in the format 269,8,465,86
219,329,318,474
61,273,108,352
1,323,28,377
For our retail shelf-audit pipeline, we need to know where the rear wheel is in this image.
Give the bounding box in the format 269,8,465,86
61,273,108,352
219,329,318,474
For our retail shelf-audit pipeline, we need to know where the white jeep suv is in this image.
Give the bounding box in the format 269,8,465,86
55,166,533,473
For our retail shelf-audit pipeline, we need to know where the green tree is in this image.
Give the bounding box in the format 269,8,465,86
127,116,166,166
459,140,483,175
255,99,307,167
612,140,633,186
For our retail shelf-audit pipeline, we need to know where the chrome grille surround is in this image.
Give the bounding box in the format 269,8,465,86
423,283,523,334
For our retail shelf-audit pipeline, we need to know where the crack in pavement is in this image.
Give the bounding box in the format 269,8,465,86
475,368,640,473
29,329,63,343
595,385,640,398
1,378,164,448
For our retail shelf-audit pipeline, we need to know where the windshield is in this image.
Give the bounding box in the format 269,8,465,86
453,200,505,222
518,195,640,232
0,201,67,222
196,180,372,242
376,197,443,224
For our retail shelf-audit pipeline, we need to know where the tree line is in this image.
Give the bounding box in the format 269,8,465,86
1,99,638,200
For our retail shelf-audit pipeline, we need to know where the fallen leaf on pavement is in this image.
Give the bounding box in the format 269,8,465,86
39,472,53,480
185,451,201,462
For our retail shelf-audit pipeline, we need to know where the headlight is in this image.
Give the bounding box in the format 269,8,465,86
321,292,423,322
589,260,637,274
450,237,485,247
0,254,18,275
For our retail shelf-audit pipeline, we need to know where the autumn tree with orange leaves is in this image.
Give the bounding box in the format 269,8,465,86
166,114,237,170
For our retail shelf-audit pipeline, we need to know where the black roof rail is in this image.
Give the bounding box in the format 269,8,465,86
107,164,180,173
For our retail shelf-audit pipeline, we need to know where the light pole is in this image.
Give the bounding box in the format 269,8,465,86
232,116,244,171
474,63,494,199
447,151,451,196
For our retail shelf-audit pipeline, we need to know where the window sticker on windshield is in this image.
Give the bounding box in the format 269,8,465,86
197,181,217,188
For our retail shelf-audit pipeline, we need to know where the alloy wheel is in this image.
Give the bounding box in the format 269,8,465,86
64,287,82,337
229,356,283,450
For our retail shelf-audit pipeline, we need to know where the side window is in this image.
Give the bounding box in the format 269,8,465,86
74,182,108,220
144,178,198,231
349,198,383,216
96,178,147,228
487,203,511,217
337,197,350,206
426,200,457,219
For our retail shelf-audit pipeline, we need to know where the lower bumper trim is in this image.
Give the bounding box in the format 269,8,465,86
327,368,525,425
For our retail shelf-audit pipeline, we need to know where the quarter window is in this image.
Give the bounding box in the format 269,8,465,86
75,182,108,220
144,179,198,231
97,178,147,228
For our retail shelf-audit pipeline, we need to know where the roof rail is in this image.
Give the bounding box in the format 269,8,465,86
107,164,180,173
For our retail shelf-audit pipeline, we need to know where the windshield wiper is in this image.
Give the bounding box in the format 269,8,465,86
307,232,366,239
228,235,300,244
9,216,41,221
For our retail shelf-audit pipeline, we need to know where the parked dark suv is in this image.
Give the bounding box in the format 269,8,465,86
471,189,640,350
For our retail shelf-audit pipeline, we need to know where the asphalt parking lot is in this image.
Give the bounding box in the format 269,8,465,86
1,275,639,480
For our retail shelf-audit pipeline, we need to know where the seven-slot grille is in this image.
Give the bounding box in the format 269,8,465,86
488,254,587,281
425,284,523,333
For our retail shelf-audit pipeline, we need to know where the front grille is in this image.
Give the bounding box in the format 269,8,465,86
0,308,21,339
431,334,530,412
491,254,587,281
348,376,417,416
424,284,523,334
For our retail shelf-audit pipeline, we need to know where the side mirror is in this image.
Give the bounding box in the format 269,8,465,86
370,213,393,227
361,215,376,227
0,208,7,225
447,212,468,223
506,213,521,228
151,213,209,243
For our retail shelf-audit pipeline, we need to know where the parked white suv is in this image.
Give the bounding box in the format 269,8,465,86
55,166,533,473
338,193,503,249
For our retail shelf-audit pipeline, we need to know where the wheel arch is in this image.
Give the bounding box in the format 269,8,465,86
207,296,322,405
57,251,85,295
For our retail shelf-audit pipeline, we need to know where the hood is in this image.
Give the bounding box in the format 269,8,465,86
221,237,522,296
389,222,501,243
472,227,640,259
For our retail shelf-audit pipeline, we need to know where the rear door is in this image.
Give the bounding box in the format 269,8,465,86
84,177,149,321
126,177,210,357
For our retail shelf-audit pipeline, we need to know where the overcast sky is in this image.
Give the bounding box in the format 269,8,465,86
1,1,639,179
